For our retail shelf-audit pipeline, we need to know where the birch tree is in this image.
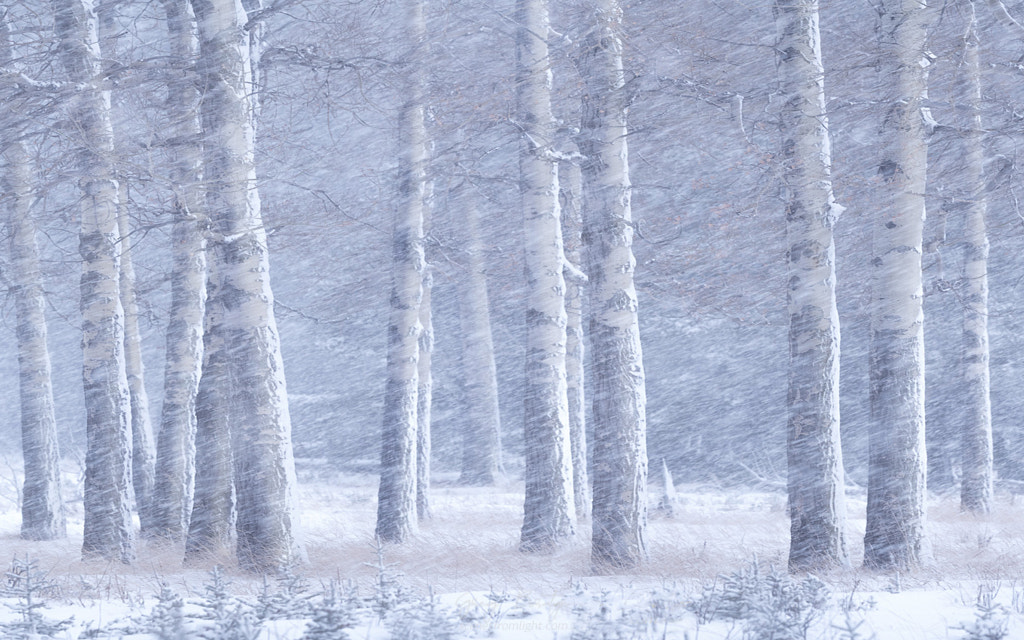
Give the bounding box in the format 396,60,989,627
864,0,932,570
774,0,849,570
1,10,66,542
151,0,207,544
561,161,590,521
191,0,303,572
575,0,647,569
456,186,504,487
417,269,433,520
957,1,992,514
376,0,427,544
52,0,135,563
517,0,577,553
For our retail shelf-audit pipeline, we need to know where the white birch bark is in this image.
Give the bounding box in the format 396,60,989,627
561,160,590,521
774,0,849,571
416,270,433,521
1,14,66,540
456,187,504,486
116,185,157,533
958,4,993,514
151,0,207,544
576,0,646,569
865,0,931,570
52,0,135,564
375,0,426,544
191,0,303,572
517,0,576,553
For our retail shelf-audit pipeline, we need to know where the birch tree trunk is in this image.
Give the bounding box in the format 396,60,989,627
116,185,157,533
1,14,66,540
151,0,207,544
184,256,234,563
191,0,302,573
457,187,504,486
417,270,433,521
52,0,135,564
517,0,576,553
958,4,993,514
774,0,849,571
561,160,590,521
375,0,427,544
864,0,931,570
576,0,647,569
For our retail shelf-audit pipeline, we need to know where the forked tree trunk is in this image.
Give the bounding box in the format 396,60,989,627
376,0,427,544
958,4,993,514
151,0,207,545
576,0,647,569
52,0,135,564
191,0,302,573
561,161,590,521
864,0,931,570
517,0,577,553
1,14,66,540
774,0,849,571
457,186,503,486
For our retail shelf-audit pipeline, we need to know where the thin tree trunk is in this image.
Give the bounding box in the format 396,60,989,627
864,0,931,570
52,0,135,564
1,13,66,540
457,187,503,486
561,161,590,521
151,0,207,544
576,0,647,569
774,0,849,571
191,0,303,573
376,0,427,544
959,3,993,514
517,0,577,553
116,185,157,533
417,270,433,521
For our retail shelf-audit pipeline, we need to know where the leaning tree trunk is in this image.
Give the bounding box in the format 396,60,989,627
457,187,503,486
1,14,66,541
864,0,931,570
561,160,590,521
116,185,157,533
376,0,427,544
191,0,302,573
576,0,647,569
517,0,577,553
151,0,207,545
774,0,849,571
52,0,135,564
958,4,993,515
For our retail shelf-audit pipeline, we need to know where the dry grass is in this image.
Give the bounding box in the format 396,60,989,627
3,470,1024,600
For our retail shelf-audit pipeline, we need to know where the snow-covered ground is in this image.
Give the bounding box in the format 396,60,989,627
1,465,1023,638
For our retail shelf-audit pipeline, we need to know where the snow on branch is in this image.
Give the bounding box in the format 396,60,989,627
986,0,1024,34
0,68,78,92
563,258,588,283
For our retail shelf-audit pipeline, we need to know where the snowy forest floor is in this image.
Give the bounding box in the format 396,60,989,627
1,462,1024,638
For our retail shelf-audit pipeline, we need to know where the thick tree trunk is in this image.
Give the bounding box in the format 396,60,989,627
457,188,503,486
151,0,207,545
184,257,234,563
517,0,576,553
958,6,993,514
774,0,849,571
416,271,433,521
116,186,157,533
864,0,931,570
52,0,135,564
576,0,647,569
1,15,67,539
561,161,590,521
191,0,302,573
376,0,427,544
